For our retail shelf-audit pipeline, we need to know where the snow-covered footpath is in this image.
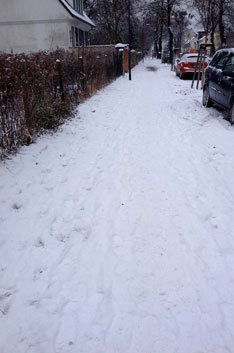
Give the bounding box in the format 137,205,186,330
1,59,234,353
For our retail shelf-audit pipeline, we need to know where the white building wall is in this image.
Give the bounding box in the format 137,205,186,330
0,0,70,22
0,22,70,53
0,0,91,53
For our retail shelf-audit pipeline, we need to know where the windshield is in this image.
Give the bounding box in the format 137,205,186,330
187,56,198,62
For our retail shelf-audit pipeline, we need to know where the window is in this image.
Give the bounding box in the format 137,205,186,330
224,55,234,72
70,26,75,46
214,52,229,69
79,29,84,46
70,26,79,46
75,28,79,46
187,56,198,62
209,52,220,67
73,0,83,13
70,27,87,46
70,28,73,44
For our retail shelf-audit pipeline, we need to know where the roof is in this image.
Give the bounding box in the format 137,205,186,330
184,36,196,46
198,35,207,42
216,48,234,54
58,0,95,27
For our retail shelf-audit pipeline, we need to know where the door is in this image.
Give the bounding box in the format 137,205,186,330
207,52,221,100
212,51,230,105
218,54,234,108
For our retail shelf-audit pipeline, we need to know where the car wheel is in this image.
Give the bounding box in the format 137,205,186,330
202,86,212,107
229,101,234,125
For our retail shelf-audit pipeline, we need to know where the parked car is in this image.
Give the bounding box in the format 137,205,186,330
161,50,170,63
176,53,208,79
203,48,234,124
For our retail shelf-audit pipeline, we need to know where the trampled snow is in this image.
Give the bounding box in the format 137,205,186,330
1,60,234,353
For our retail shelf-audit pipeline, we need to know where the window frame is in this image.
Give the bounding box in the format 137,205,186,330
213,51,229,70
223,54,234,72
209,52,220,67
70,27,87,47
73,0,83,13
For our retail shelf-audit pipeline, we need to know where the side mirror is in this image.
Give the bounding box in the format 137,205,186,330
222,70,234,77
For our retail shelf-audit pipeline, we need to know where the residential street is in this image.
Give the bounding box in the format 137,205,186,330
1,59,234,353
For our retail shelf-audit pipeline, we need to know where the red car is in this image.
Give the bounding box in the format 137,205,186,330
176,53,208,79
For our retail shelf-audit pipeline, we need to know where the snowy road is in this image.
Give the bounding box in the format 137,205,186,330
1,59,234,353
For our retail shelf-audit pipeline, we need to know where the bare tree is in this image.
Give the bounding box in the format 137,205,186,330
147,0,185,63
172,10,191,50
192,0,234,46
166,0,177,63
146,0,165,57
83,0,145,46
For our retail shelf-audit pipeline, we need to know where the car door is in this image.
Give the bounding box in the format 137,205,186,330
206,52,221,100
218,53,234,108
212,51,230,105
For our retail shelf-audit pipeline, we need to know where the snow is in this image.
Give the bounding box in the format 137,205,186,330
1,59,234,353
183,36,195,45
217,48,234,54
115,43,128,49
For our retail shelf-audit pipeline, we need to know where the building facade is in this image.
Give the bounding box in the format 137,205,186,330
0,0,95,53
182,36,198,53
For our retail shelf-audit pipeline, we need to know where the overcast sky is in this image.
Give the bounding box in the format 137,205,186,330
180,0,203,32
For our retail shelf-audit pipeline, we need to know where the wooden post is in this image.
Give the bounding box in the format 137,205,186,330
191,49,201,89
196,52,202,90
201,49,207,89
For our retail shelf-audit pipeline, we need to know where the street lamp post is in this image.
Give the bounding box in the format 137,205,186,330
128,0,131,80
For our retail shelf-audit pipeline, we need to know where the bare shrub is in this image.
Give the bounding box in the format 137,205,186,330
0,48,119,159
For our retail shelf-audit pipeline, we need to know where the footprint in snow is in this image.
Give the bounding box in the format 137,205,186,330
112,235,124,255
33,268,45,281
34,239,45,248
56,234,70,243
73,226,91,241
41,168,52,175
12,203,22,211
28,299,40,308
0,291,14,317
0,292,12,301
0,304,10,316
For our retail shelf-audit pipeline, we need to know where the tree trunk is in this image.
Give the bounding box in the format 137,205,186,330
219,0,225,43
167,1,173,64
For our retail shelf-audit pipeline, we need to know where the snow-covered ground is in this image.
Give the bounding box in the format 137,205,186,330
1,59,234,353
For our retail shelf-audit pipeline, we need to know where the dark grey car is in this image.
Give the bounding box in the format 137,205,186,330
203,48,234,124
